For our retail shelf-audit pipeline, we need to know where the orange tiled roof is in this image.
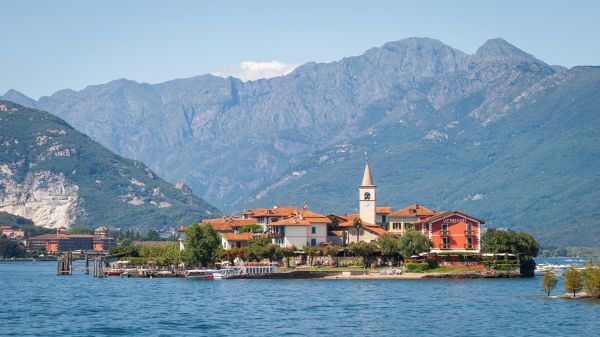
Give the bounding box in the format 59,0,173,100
365,226,388,235
376,207,392,214
341,214,360,222
389,204,436,217
222,233,254,241
268,218,312,226
338,218,387,236
298,210,330,223
202,217,259,232
414,210,485,225
249,205,300,217
329,230,343,237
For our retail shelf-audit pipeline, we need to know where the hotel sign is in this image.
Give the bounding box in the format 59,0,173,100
443,218,467,224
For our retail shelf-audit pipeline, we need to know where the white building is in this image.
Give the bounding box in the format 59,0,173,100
268,210,329,248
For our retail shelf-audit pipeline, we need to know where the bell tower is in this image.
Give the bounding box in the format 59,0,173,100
359,155,376,225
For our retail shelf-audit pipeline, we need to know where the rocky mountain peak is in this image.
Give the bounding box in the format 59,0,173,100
2,89,39,109
474,38,534,60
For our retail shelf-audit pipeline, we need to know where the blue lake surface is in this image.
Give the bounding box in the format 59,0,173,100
1,259,599,336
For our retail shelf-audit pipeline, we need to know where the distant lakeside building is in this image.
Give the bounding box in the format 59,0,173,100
27,228,116,253
0,226,25,240
180,160,484,253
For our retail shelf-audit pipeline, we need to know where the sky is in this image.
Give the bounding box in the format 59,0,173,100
1,0,599,99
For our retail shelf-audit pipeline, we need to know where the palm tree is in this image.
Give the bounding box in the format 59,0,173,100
352,217,363,243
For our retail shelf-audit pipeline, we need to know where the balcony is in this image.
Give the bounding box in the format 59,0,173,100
440,244,451,250
464,244,476,250
464,230,475,236
440,230,450,236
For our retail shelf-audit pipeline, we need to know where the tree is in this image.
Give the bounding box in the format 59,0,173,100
322,245,341,267
397,229,432,260
541,269,558,296
377,236,401,265
0,239,25,258
352,217,363,242
181,223,222,267
146,229,160,241
281,246,295,268
239,224,262,233
564,265,584,298
348,241,378,268
582,260,600,298
303,246,321,266
328,218,339,231
481,229,539,257
481,229,539,277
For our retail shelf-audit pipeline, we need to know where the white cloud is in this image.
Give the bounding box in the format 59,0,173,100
213,60,299,81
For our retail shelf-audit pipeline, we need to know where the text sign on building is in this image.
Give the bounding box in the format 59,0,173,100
443,217,469,224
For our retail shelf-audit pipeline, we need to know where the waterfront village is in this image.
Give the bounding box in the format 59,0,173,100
19,160,539,280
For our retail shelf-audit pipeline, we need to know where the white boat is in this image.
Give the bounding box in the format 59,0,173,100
184,269,214,279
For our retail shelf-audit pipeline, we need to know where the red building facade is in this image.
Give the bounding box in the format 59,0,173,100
415,211,484,252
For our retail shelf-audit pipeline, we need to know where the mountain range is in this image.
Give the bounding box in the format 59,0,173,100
3,37,599,246
0,100,220,230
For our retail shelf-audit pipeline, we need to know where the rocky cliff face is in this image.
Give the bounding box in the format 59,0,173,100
0,101,221,229
0,168,78,228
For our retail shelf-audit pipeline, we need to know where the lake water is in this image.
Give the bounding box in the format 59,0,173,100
1,259,599,336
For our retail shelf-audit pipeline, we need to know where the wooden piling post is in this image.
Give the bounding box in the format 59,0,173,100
84,254,89,275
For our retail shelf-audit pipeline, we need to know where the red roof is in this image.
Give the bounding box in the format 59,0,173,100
203,217,258,231
414,210,485,225
376,207,392,214
389,204,436,217
222,233,254,241
338,219,387,236
298,210,330,223
269,218,312,226
249,205,299,218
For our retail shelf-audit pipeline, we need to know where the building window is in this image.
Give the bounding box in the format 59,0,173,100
364,192,371,200
382,215,387,223
466,223,473,231
393,223,401,230
236,241,242,248
311,226,316,234
442,223,448,231
442,237,450,245
467,237,473,245
311,238,317,246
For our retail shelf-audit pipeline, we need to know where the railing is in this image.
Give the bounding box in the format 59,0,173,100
465,230,475,236
439,244,451,249
440,230,450,236
464,244,476,250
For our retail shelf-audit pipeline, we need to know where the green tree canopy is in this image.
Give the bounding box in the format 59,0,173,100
541,269,558,296
481,229,539,257
182,223,222,267
564,265,584,298
0,239,25,258
397,229,432,259
377,236,401,261
582,261,600,299
146,229,160,241
239,224,262,233
348,241,378,268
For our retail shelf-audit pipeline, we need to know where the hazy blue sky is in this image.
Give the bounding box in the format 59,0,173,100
2,0,599,98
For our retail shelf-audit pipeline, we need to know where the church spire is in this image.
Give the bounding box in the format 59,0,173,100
361,153,375,186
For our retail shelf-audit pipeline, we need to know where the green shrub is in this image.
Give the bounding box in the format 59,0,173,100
406,262,430,273
427,260,439,269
